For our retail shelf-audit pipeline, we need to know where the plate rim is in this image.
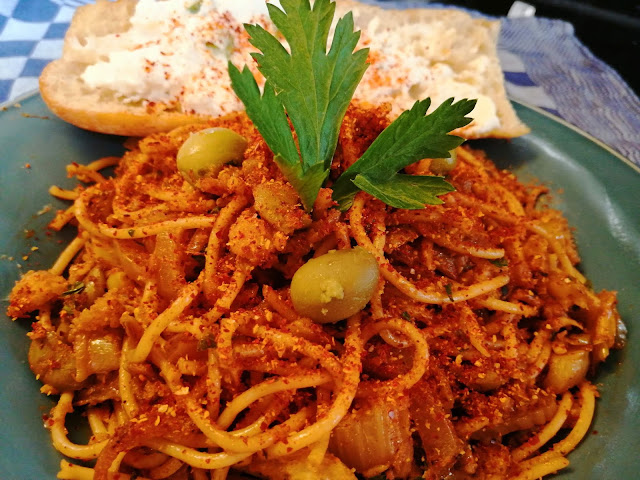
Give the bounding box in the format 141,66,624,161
509,99,640,174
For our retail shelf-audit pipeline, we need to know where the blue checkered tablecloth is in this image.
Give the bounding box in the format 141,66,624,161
1,0,639,166
0,0,87,100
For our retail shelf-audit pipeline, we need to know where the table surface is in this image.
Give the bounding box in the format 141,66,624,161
1,0,639,166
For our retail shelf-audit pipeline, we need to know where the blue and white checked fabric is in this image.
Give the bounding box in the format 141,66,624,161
1,0,639,165
0,0,92,101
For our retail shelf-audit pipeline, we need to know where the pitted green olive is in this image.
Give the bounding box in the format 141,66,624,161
177,127,248,185
430,149,457,175
290,247,379,323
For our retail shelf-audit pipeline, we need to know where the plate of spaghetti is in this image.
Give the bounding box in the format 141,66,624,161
1,92,639,480
1,2,640,479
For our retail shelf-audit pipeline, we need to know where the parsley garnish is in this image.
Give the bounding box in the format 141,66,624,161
62,281,85,296
444,283,454,302
186,0,203,14
197,333,217,351
332,98,474,210
229,0,368,210
490,258,509,267
229,0,475,212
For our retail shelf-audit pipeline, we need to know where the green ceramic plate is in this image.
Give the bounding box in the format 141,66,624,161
0,93,638,479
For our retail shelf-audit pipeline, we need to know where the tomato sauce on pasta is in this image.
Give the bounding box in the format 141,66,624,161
7,103,625,480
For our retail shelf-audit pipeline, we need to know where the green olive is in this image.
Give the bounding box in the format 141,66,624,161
430,149,457,175
177,127,248,185
290,247,379,323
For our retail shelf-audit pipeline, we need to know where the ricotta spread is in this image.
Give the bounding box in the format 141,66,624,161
78,0,500,134
349,7,501,133
81,0,273,117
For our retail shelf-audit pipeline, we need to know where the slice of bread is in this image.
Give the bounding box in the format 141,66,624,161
336,0,529,138
40,0,528,138
40,0,212,137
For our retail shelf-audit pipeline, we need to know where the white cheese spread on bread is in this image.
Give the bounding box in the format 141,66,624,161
40,0,529,138
79,0,271,118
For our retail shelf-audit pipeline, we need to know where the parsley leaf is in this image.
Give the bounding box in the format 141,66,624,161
230,0,476,212
352,173,455,209
228,66,324,201
230,0,368,210
331,98,476,210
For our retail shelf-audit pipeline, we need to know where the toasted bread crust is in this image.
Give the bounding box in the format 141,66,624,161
40,62,212,137
39,0,528,138
39,0,214,137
